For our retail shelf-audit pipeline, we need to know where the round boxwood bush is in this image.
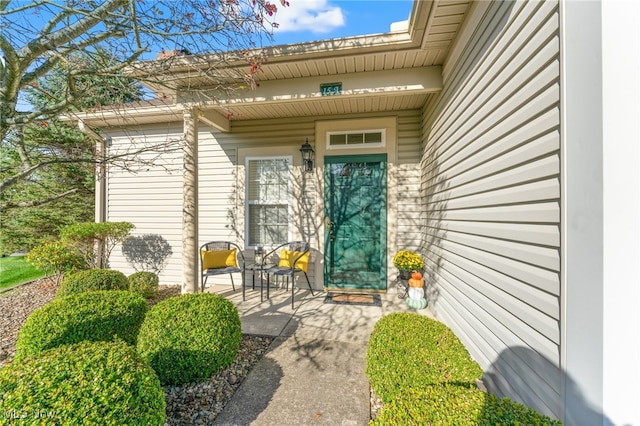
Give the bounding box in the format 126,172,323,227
366,312,483,403
0,341,166,425
15,290,148,358
137,293,242,385
129,271,159,298
57,268,129,298
373,385,561,425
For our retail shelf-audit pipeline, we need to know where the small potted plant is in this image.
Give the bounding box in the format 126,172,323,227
393,250,425,279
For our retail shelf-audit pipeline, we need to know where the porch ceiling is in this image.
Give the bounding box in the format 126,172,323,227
220,92,435,121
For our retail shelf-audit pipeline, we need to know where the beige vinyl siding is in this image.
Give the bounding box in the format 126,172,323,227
198,130,240,243
106,125,184,285
105,110,421,291
420,0,561,419
395,111,423,251
197,130,244,289
200,116,316,248
199,117,318,287
200,111,422,289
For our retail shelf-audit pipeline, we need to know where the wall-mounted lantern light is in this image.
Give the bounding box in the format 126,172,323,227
300,138,314,173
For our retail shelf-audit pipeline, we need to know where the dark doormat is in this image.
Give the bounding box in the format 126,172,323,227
324,293,382,306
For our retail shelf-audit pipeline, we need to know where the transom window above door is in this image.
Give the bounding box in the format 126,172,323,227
327,129,385,150
246,156,292,247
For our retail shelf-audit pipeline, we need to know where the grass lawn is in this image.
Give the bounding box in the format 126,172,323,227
0,256,45,290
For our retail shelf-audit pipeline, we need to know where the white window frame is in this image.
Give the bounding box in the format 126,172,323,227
326,129,386,150
244,155,293,248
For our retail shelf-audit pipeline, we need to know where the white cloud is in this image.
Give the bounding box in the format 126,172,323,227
272,0,346,34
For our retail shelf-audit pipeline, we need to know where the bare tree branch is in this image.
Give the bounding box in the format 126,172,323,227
16,0,128,64
1,0,288,205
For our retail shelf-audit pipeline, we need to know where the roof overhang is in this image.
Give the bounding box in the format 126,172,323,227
75,0,471,131
70,101,183,128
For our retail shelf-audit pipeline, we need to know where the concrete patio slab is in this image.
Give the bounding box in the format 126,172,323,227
212,336,369,426
208,284,434,425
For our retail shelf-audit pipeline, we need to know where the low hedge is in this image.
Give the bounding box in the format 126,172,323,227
57,268,129,298
366,312,483,403
15,290,147,358
137,293,242,385
129,271,159,298
372,385,561,425
0,341,166,426
366,312,561,425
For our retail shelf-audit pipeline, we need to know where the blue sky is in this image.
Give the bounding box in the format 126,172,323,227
268,0,414,45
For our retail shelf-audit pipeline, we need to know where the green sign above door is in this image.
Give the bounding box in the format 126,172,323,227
320,82,342,96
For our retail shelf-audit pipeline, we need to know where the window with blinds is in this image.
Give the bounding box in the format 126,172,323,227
246,157,291,246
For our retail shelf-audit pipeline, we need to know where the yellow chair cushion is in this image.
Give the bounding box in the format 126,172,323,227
278,249,310,272
201,248,237,270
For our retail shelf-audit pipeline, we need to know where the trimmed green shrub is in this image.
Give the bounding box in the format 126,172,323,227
0,341,166,426
137,293,242,385
57,268,129,298
480,393,562,425
373,386,561,426
60,221,135,269
129,271,159,298
15,290,147,358
366,312,483,403
373,385,485,425
26,239,85,279
366,313,560,425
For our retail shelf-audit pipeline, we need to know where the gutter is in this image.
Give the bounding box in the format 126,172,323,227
72,102,183,127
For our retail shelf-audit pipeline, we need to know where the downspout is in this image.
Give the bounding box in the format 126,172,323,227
94,138,109,225
77,119,108,268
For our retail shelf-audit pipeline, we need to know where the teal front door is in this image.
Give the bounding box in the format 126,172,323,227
324,155,387,291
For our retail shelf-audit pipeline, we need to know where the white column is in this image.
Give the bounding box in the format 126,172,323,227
602,1,640,424
182,107,199,293
78,119,107,267
560,1,604,423
94,136,107,268
561,1,640,424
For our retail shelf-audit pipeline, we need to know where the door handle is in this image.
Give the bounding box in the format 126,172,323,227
325,218,336,242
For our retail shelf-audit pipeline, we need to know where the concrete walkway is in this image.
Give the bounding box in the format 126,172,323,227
208,285,433,426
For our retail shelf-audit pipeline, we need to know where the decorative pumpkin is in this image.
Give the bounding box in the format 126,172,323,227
408,278,424,288
408,287,423,300
411,271,422,280
405,296,427,310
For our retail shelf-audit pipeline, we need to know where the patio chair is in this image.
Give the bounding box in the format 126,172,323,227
200,241,245,294
264,241,314,308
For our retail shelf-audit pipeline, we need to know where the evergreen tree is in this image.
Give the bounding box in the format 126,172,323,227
0,51,142,252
